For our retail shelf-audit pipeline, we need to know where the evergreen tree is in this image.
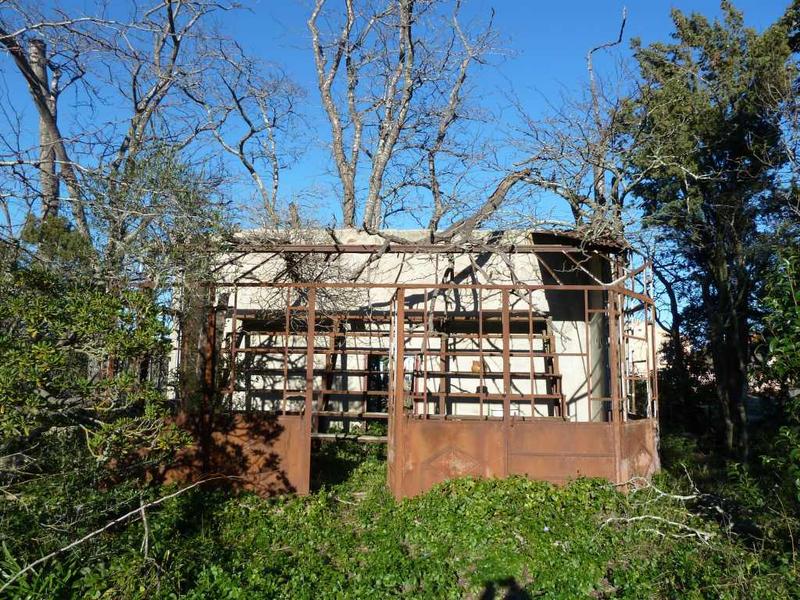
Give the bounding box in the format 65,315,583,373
626,1,799,456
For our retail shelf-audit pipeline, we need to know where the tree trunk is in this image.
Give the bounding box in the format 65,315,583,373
716,379,735,453
29,39,59,219
653,264,687,416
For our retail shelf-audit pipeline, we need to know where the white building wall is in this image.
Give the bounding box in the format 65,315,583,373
214,230,614,422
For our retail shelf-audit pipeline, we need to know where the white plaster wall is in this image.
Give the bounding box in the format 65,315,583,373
215,230,612,422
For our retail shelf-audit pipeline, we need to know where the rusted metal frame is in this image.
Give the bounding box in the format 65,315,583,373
315,410,389,419
439,334,447,417
624,333,648,342
243,331,253,411
424,370,561,378
608,289,622,481
608,259,624,483
550,317,565,419
424,391,561,400
235,342,587,360
392,289,407,493
528,290,535,418
302,288,316,492
584,289,592,422
651,301,659,420
612,258,626,423
282,287,290,414
214,280,655,296
386,292,397,433
478,288,485,418
624,296,636,415
618,295,628,422
223,243,622,255
313,432,388,443
502,289,511,421
439,349,557,357
645,269,656,418
218,279,657,308
320,389,389,396
501,289,512,476
642,296,652,418
228,286,239,403
316,316,338,432
422,288,430,418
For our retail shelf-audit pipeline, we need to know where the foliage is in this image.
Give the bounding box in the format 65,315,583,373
625,1,799,455
0,262,175,448
759,247,800,505
762,248,800,388
2,444,798,599
0,258,186,578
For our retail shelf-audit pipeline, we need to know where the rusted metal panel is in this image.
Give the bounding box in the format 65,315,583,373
394,419,506,497
391,419,623,497
161,413,309,495
618,418,660,482
507,421,616,483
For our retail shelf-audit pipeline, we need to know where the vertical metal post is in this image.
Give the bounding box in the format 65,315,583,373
502,290,511,420
584,289,592,422
478,289,485,417
502,289,511,477
528,290,535,418
304,289,316,419
299,287,315,495
439,335,446,417
229,286,239,404
390,288,406,496
282,287,290,414
608,266,624,484
422,289,430,417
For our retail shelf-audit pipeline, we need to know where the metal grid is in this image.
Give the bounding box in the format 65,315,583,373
213,279,657,433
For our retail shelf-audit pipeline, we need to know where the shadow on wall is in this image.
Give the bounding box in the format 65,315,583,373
155,410,296,496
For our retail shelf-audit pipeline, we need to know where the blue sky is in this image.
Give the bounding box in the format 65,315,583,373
247,0,791,219
0,0,792,228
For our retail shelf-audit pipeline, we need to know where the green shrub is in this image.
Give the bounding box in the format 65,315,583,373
5,446,798,599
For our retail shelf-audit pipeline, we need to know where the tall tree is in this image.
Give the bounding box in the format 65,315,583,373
625,1,798,457
0,0,301,282
308,0,531,240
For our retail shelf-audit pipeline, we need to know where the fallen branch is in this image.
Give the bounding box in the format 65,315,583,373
601,514,714,544
0,476,233,593
615,476,699,502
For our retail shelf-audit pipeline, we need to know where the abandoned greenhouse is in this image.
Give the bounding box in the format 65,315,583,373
167,229,660,498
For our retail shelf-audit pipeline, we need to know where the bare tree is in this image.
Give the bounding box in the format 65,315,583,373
0,0,302,284
307,0,530,241
511,9,653,243
184,43,306,226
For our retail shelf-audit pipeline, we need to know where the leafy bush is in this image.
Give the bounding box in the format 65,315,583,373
760,248,800,506
0,259,185,593
4,445,798,599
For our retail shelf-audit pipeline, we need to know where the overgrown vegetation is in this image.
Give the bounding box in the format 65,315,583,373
1,442,798,598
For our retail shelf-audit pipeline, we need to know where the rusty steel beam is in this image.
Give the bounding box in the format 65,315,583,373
212,281,655,304
220,243,623,255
